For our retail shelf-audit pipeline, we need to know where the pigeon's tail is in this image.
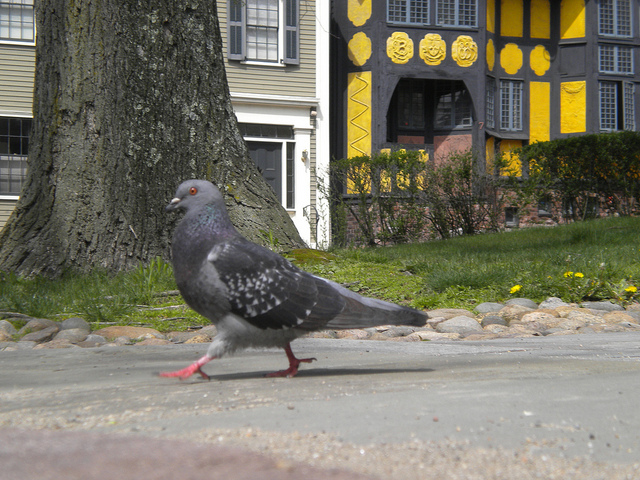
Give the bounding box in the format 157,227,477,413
321,279,428,329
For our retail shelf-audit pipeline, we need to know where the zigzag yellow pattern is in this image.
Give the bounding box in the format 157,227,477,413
347,72,372,158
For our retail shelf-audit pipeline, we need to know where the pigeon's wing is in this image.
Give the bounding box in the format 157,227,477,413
208,238,345,330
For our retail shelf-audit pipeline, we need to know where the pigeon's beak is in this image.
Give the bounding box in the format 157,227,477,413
166,197,181,212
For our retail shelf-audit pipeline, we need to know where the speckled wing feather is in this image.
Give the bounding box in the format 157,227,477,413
208,237,345,330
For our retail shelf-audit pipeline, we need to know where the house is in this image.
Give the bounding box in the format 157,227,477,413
329,0,640,179
0,0,331,249
0,0,34,229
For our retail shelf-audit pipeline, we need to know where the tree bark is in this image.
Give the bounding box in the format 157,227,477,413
0,0,303,277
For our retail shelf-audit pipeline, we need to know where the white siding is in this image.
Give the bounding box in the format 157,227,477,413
0,45,35,114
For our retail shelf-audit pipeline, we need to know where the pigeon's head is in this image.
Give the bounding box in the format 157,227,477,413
166,180,224,213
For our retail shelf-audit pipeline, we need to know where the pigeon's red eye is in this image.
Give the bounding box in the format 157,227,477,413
189,187,198,195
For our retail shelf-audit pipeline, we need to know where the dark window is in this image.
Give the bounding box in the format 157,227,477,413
0,117,31,195
435,80,473,129
499,80,523,131
599,80,635,131
437,0,477,27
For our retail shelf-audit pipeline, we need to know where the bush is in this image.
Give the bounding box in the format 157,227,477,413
517,131,640,219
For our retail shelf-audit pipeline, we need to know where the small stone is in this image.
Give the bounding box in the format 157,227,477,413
426,316,447,328
483,323,509,334
427,308,476,320
520,312,561,329
184,334,214,344
113,336,133,346
603,311,639,324
557,318,588,330
18,318,60,335
20,326,59,344
335,329,371,340
304,330,337,339
0,320,18,335
199,325,218,337
166,331,203,343
2,341,36,350
538,297,570,309
475,302,504,314
136,338,171,346
506,298,539,309
92,326,163,341
436,316,482,334
498,304,535,323
406,331,460,341
33,339,76,349
54,328,89,344
566,310,604,325
0,331,13,342
462,333,501,341
378,326,416,338
60,317,91,332
76,334,107,348
481,315,507,327
581,301,624,312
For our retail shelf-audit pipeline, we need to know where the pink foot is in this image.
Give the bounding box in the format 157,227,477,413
159,354,215,380
266,344,316,378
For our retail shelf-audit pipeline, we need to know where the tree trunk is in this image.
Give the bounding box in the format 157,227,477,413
0,0,303,277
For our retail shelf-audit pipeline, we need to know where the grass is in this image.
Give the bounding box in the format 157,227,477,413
1,216,639,333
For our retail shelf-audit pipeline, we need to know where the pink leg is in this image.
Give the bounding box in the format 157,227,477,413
266,344,316,378
159,354,216,380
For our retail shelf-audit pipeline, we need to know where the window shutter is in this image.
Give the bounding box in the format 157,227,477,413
228,0,244,60
284,0,299,65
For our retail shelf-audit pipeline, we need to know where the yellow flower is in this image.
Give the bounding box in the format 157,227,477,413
510,284,522,294
563,271,574,278
625,286,637,293
574,272,584,278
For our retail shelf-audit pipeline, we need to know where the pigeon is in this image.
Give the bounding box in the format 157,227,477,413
160,180,428,379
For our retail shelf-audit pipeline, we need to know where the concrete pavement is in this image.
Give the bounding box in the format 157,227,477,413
1,333,640,477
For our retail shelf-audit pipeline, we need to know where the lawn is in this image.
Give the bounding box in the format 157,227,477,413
1,216,638,332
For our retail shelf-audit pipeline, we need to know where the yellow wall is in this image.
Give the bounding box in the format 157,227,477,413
501,0,523,37
487,0,495,33
560,81,587,133
347,71,372,159
530,0,551,39
560,0,585,39
530,82,550,142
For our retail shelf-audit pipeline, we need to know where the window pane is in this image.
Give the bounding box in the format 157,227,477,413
388,0,408,22
500,80,522,131
0,0,34,42
599,81,618,130
486,78,495,129
245,0,279,61
623,81,635,130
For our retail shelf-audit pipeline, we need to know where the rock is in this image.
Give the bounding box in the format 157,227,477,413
184,334,215,344
92,326,164,341
18,318,60,335
76,335,107,348
376,326,417,338
136,338,171,346
335,329,371,340
475,302,504,314
538,297,570,309
305,330,338,339
462,332,502,341
2,341,36,350
426,316,447,328
54,328,89,344
166,331,202,343
427,308,476,320
498,304,535,323
0,320,17,335
113,336,133,346
566,310,605,325
0,331,13,342
60,317,91,332
506,298,539,309
557,318,588,330
20,326,59,344
199,325,218,337
520,312,562,329
481,315,507,327
436,316,482,334
405,331,461,341
483,323,509,334
581,301,624,312
33,339,76,349
602,312,639,324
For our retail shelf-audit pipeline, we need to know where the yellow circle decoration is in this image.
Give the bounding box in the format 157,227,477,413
419,33,446,65
348,32,372,66
530,44,551,76
387,32,414,64
486,39,495,71
500,43,523,75
451,35,478,67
